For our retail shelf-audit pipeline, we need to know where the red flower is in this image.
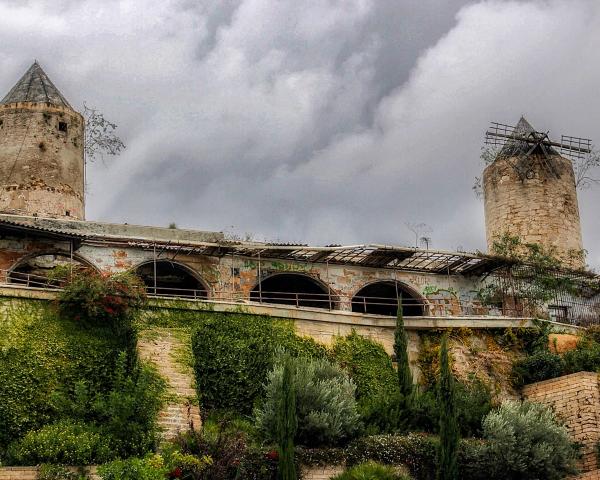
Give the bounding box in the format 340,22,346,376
266,450,279,461
169,467,182,478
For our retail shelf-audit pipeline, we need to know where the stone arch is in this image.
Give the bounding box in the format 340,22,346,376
133,260,209,298
351,280,426,316
8,250,99,287
250,272,335,309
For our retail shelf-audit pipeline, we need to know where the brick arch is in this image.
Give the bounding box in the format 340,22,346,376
250,272,338,310
7,250,99,287
351,280,427,316
132,259,210,298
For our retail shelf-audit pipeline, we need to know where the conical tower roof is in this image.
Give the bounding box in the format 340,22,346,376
0,61,72,109
499,116,559,157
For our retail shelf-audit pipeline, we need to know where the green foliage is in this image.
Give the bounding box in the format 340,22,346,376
98,455,167,480
511,350,564,386
482,401,578,480
38,464,88,480
0,300,134,453
173,422,277,480
7,420,113,465
191,314,327,414
331,330,398,402
563,339,600,374
395,304,413,398
331,461,411,480
276,355,297,480
58,272,146,331
436,334,459,480
346,434,489,480
255,353,360,447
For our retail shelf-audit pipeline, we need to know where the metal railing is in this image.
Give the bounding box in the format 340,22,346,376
0,268,547,319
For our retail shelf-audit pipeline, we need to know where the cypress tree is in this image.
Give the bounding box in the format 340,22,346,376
276,355,297,480
436,333,459,480
394,296,413,398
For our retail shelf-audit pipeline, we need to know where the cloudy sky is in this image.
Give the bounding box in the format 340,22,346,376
1,0,599,267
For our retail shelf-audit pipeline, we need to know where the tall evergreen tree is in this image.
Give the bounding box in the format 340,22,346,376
436,333,459,480
394,296,413,398
276,355,297,480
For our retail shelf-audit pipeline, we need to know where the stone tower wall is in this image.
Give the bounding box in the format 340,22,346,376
483,154,583,266
0,102,84,220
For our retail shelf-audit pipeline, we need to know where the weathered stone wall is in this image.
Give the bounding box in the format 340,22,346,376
483,154,583,266
301,464,345,480
0,103,84,219
523,372,600,472
0,233,491,318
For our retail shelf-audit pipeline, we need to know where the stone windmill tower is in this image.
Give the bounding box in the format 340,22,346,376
0,62,85,220
482,117,590,267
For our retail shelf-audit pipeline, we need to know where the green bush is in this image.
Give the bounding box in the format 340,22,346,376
0,300,133,452
37,464,88,480
482,401,578,480
255,353,360,447
511,350,564,386
173,423,277,480
332,331,398,402
360,378,492,438
191,314,327,413
98,455,167,480
346,434,437,480
7,420,113,465
563,340,600,374
331,461,411,480
345,434,489,480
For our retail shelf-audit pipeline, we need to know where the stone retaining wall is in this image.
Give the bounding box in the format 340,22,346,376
523,372,600,472
301,464,345,480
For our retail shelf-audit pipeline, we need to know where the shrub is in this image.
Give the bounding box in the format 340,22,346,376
482,401,578,480
563,340,600,374
361,377,492,438
57,272,146,330
345,434,489,480
173,423,277,480
93,361,166,457
275,355,297,480
7,420,113,465
346,434,436,480
511,350,564,386
436,334,459,480
331,461,411,480
191,314,327,414
0,301,133,451
332,331,398,403
98,455,167,480
255,353,360,447
38,464,88,480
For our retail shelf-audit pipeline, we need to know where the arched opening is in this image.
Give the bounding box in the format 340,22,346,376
8,252,95,288
134,260,208,298
250,273,333,309
352,281,425,316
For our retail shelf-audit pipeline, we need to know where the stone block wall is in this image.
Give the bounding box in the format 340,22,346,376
523,372,600,472
483,154,583,267
301,464,345,480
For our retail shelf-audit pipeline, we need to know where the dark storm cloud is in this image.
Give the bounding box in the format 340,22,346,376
0,0,599,268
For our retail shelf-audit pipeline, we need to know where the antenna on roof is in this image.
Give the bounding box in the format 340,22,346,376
484,117,592,181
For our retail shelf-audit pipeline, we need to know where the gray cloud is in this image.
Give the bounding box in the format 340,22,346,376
0,0,599,268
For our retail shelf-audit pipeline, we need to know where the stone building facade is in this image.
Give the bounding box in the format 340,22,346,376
0,62,85,220
483,117,584,266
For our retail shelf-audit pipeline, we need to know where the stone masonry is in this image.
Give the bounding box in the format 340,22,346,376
0,63,85,220
138,329,201,439
523,372,600,472
483,153,583,266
